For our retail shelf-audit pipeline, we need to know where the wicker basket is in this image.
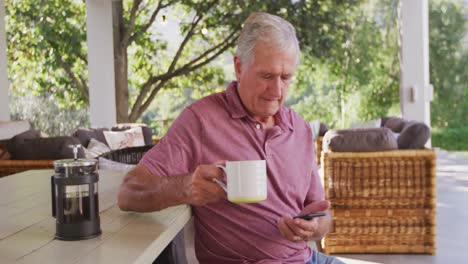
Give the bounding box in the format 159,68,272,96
0,160,54,178
98,145,154,164
315,137,323,166
321,149,436,255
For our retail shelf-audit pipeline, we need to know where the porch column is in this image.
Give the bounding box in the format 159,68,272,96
399,0,432,126
86,0,116,128
0,0,10,121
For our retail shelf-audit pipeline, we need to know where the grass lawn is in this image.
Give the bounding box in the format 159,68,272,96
432,127,468,151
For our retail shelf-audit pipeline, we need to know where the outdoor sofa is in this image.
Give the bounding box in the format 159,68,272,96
0,121,153,177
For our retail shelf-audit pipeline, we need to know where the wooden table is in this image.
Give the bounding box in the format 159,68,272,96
0,169,192,264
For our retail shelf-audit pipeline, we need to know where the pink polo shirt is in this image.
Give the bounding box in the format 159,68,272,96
141,81,324,264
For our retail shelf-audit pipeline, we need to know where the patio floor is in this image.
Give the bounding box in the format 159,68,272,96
184,149,468,263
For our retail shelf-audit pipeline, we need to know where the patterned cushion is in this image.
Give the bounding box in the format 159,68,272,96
72,128,109,147
103,127,145,150
83,138,111,159
111,123,152,145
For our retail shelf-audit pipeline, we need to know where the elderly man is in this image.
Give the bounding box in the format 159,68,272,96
118,12,344,264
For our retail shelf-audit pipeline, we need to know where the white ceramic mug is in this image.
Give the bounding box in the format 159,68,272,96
213,160,267,203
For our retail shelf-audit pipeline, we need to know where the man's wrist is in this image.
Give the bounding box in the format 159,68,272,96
179,173,193,205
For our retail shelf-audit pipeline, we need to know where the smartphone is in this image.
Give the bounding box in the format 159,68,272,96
293,212,326,220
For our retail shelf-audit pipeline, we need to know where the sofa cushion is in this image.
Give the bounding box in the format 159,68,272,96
83,138,111,159
398,121,431,149
323,128,398,152
319,122,329,137
111,123,152,146
380,116,392,127
384,117,406,133
72,128,109,147
104,127,145,150
0,120,31,140
5,129,41,155
7,136,85,160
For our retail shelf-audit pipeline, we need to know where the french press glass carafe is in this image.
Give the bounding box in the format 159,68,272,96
51,145,101,240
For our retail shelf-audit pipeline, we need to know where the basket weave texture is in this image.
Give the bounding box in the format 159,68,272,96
0,160,54,178
315,137,323,165
322,149,436,254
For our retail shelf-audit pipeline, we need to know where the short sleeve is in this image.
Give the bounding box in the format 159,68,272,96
140,107,202,177
305,128,325,204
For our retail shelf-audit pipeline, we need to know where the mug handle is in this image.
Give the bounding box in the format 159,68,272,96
213,165,227,193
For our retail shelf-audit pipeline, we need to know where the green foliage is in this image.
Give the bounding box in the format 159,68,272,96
432,127,468,150
126,0,358,120
6,0,88,106
5,0,467,138
287,0,400,129
10,91,89,137
6,0,359,129
429,0,468,128
6,0,89,135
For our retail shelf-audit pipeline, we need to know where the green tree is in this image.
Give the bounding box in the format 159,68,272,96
6,0,88,106
7,0,357,129
287,0,400,128
429,0,468,128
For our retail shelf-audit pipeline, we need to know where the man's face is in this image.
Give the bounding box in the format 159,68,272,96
234,41,297,121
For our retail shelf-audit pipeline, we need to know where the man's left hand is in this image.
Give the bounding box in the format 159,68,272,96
277,200,331,242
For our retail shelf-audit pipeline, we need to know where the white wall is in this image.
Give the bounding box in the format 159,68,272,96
400,0,432,127
0,0,10,121
86,0,116,128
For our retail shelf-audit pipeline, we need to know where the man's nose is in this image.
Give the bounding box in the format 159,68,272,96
269,78,282,97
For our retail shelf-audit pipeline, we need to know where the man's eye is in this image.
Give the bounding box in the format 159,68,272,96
262,74,273,80
281,75,292,81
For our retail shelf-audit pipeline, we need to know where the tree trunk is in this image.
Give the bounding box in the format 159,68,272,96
114,46,130,123
112,1,130,123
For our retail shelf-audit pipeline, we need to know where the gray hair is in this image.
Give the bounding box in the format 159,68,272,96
235,12,300,67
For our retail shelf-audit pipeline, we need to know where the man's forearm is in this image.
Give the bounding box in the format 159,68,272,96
118,172,191,212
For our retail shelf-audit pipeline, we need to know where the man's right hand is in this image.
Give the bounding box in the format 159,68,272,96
184,164,227,206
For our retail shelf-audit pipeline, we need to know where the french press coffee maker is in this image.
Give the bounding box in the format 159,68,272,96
51,144,101,240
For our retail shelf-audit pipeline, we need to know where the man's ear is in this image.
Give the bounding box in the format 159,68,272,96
234,56,242,81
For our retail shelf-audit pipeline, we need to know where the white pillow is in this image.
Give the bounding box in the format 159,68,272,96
103,127,145,150
350,118,381,129
309,119,321,139
83,138,111,159
98,157,135,171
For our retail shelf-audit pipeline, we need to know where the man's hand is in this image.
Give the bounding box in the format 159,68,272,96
184,164,227,206
277,200,331,242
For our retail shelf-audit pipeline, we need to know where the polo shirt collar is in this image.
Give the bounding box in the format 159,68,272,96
226,81,294,131
226,81,248,119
